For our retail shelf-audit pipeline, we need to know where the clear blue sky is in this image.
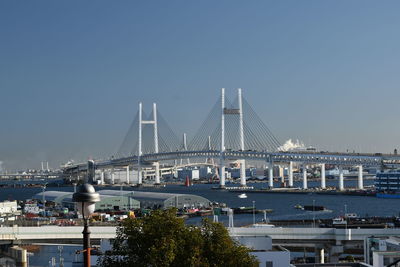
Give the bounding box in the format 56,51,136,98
1,1,400,170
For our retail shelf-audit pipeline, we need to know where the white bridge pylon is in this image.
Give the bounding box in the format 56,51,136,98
138,102,160,185
220,88,246,188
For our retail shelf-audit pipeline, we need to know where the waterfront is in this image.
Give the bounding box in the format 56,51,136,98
2,179,399,226
7,178,398,266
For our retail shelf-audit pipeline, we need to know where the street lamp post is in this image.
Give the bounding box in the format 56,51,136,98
42,183,47,214
72,184,100,267
252,201,255,225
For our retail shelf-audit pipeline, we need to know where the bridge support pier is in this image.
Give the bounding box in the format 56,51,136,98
280,166,285,185
220,159,226,188
138,166,142,185
240,159,246,187
288,161,293,187
303,165,308,189
126,166,130,184
339,166,344,191
320,248,325,264
268,163,273,188
111,169,115,185
321,163,326,189
154,162,160,185
358,165,363,190
314,246,325,264
100,171,105,185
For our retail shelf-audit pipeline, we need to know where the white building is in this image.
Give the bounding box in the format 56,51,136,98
365,236,400,266
0,201,18,216
234,236,291,267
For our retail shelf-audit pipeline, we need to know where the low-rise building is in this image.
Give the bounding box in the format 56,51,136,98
33,189,210,211
96,190,210,209
234,235,291,267
0,201,19,216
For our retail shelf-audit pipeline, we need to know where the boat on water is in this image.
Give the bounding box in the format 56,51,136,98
303,205,326,211
238,193,247,199
295,204,331,212
332,217,347,225
232,207,273,214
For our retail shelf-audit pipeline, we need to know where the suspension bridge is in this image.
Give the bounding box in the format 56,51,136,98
63,88,400,190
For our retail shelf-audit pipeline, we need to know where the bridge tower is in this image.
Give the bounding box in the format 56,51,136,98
238,88,246,187
219,88,247,188
138,102,160,185
220,88,226,188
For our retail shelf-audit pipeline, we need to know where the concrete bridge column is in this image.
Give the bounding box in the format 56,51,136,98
288,161,293,187
100,171,105,185
314,246,325,264
154,162,160,185
320,248,325,264
126,166,130,184
358,165,363,190
268,163,274,188
240,159,246,187
303,165,308,189
339,166,344,191
321,163,326,189
111,169,115,185
220,159,226,188
138,167,142,185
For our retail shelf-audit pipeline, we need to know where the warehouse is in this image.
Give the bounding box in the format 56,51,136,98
96,190,211,209
33,189,210,211
33,190,140,211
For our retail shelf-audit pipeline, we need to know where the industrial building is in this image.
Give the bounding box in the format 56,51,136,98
96,190,211,209
177,166,216,181
33,190,140,211
33,190,210,211
0,201,19,216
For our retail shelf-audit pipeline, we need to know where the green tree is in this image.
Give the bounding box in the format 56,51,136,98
98,208,259,267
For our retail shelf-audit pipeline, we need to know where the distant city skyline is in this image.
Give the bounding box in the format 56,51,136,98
1,1,400,170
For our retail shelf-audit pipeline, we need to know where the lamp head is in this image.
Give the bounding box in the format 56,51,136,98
72,184,100,219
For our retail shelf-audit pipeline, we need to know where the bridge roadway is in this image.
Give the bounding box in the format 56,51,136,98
1,225,399,243
63,150,400,173
229,226,400,242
